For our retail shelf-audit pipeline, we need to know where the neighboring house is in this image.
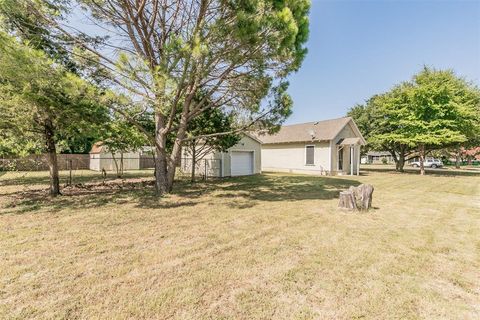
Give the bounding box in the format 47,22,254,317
89,142,153,171
257,117,366,175
181,134,262,177
361,151,395,164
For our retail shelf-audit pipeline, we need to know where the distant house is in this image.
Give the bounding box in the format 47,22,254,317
257,117,366,175
181,134,262,177
361,151,395,164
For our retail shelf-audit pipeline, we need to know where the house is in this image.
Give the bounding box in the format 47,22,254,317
89,142,154,171
181,134,262,177
257,117,365,175
361,151,395,164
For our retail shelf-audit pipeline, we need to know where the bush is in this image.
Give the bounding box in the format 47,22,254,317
381,157,388,164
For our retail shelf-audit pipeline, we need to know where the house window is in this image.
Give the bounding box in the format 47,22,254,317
305,145,315,165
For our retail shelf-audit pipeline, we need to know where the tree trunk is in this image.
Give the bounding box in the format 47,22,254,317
153,114,170,195
397,153,405,172
391,150,399,171
455,147,461,169
391,145,406,172
419,144,426,175
111,153,120,178
154,148,169,195
44,119,60,196
338,191,357,210
165,113,189,193
120,152,124,177
191,141,196,183
152,98,190,195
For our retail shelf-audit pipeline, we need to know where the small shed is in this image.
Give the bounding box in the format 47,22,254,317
181,134,262,177
89,142,141,171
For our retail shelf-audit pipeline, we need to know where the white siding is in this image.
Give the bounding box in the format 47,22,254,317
261,141,330,175
331,122,361,175
180,134,261,177
90,152,141,171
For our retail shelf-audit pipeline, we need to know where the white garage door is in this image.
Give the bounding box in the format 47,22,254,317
231,151,254,176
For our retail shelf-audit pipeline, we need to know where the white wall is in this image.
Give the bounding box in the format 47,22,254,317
331,122,361,175
180,135,261,177
261,141,330,174
90,152,141,171
221,135,262,176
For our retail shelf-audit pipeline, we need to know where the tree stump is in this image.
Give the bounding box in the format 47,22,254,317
338,191,357,210
345,184,374,210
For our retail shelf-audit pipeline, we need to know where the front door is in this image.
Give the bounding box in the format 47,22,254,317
338,147,344,171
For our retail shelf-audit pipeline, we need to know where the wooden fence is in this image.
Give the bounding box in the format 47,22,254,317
0,154,90,171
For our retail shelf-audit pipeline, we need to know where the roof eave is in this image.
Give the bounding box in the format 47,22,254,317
261,139,331,145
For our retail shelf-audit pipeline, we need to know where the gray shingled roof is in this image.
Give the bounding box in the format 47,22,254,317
257,117,353,144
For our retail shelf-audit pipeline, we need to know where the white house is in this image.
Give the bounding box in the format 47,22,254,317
257,117,366,175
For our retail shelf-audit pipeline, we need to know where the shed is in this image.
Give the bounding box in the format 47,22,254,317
89,142,142,171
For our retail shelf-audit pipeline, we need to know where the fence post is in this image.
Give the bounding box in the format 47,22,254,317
204,159,207,181
69,159,73,186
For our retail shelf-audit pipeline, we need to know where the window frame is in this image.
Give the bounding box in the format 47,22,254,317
305,145,315,166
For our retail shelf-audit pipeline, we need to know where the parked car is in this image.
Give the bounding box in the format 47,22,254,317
410,158,443,168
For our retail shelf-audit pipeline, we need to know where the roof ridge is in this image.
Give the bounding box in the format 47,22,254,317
281,116,350,127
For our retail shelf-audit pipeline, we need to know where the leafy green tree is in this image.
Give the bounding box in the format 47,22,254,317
101,115,151,178
349,68,480,174
30,0,310,195
373,68,480,175
0,33,108,195
182,109,240,182
348,96,415,172
0,0,78,71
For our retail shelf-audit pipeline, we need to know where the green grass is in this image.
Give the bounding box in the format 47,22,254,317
1,170,479,319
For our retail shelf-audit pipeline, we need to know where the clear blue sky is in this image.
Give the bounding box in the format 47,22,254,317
285,0,480,125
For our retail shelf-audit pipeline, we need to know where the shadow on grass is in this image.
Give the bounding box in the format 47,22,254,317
215,174,360,209
1,173,361,214
362,166,480,177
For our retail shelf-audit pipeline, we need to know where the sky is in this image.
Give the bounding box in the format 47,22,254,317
285,0,480,124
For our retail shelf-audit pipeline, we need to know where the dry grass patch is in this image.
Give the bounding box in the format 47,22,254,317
1,170,479,319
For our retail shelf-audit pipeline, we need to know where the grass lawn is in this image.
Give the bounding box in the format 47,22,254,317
1,169,479,319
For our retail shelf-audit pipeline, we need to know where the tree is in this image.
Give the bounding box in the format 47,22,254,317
182,109,240,182
348,95,416,172
372,68,480,175
0,33,108,195
349,68,480,174
0,0,78,71
101,114,151,178
28,0,310,195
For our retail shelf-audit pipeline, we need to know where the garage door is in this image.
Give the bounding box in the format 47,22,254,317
231,151,254,176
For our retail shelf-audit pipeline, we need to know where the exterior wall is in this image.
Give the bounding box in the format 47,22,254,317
90,152,141,171
261,141,330,175
330,122,361,175
331,123,353,174
90,153,101,171
259,119,364,176
367,154,395,164
220,135,262,176
331,144,361,175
